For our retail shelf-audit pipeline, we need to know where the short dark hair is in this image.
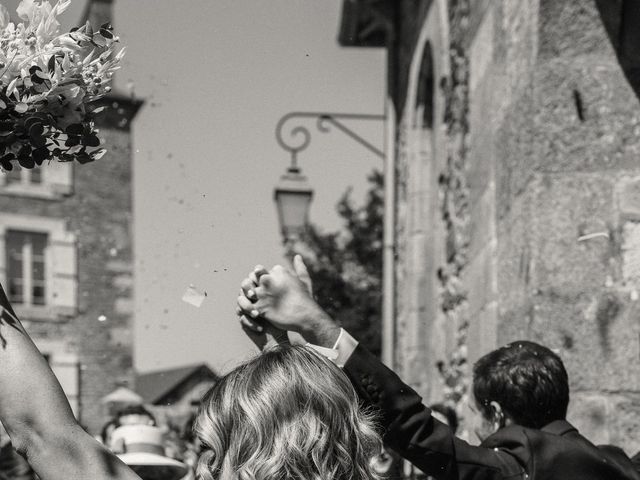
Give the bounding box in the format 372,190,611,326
100,418,118,443
472,340,569,429
115,404,156,425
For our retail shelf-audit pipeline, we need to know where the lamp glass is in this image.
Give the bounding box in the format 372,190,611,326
275,189,312,236
274,168,313,239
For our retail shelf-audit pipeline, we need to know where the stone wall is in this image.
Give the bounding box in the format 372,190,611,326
393,0,640,452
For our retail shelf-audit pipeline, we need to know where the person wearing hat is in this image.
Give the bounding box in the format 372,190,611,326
110,425,189,480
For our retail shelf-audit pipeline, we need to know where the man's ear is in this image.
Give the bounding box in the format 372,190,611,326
489,401,506,429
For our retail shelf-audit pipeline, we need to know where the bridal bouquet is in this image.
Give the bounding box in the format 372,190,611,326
0,0,124,170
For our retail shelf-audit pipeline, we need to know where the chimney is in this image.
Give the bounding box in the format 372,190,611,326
81,0,114,29
78,0,143,130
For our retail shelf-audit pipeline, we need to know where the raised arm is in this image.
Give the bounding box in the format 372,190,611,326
0,283,140,480
236,262,524,480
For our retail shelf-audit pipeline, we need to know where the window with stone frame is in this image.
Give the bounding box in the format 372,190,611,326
0,214,77,320
4,166,43,186
6,230,48,307
0,162,72,199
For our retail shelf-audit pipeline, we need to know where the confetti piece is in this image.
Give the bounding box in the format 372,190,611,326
182,285,207,308
98,315,107,322
577,231,609,242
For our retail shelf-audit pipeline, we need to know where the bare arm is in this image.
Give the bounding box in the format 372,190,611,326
0,283,140,480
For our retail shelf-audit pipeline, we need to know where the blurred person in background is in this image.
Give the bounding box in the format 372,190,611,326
115,406,157,428
110,425,188,480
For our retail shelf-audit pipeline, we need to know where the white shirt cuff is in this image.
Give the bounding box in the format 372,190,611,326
306,328,358,368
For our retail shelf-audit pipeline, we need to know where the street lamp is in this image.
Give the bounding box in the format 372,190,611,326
273,111,384,245
273,164,313,242
273,110,396,370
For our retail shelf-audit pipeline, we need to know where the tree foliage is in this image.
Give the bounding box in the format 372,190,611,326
297,170,383,357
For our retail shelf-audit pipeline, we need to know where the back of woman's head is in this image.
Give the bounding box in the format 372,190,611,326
195,344,381,480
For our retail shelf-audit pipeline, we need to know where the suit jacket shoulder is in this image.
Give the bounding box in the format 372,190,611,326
344,344,640,480
344,344,525,479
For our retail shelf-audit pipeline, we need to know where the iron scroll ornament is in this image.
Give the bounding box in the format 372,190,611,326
275,112,386,168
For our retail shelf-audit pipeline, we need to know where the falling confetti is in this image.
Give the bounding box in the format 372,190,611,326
182,285,207,308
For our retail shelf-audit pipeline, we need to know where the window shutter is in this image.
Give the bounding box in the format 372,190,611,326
50,232,77,312
45,162,73,195
0,232,5,287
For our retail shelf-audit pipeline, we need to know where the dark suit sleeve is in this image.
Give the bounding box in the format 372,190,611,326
343,344,525,480
0,443,34,480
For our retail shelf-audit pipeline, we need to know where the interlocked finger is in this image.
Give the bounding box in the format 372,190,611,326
238,314,263,333
237,295,259,319
249,264,268,284
240,278,257,301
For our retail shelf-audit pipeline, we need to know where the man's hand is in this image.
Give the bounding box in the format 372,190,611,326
235,264,288,350
236,256,341,348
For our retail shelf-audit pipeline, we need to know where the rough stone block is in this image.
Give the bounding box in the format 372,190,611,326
527,173,615,295
114,297,134,315
469,6,494,94
567,393,611,445
568,392,640,455
468,185,496,259
112,274,133,290
496,192,532,312
531,58,640,173
538,0,616,60
408,189,434,236
467,301,498,365
463,242,497,317
608,394,640,455
524,290,640,392
617,176,640,221
621,222,640,285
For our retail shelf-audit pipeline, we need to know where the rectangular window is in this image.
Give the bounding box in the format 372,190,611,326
6,230,48,306
4,168,22,185
30,167,42,184
4,166,43,185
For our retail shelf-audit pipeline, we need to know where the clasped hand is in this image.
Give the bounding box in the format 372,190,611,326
236,255,316,349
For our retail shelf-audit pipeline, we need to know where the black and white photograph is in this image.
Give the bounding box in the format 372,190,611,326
0,1,638,479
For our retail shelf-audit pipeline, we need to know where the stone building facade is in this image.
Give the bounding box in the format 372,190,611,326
340,0,640,452
0,0,141,434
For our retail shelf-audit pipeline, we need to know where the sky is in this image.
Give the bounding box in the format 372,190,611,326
113,1,386,373
2,0,386,374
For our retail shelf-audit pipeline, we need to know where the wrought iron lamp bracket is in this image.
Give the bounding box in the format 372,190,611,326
275,112,386,168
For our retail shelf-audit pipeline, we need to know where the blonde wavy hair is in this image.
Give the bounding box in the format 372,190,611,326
195,344,382,480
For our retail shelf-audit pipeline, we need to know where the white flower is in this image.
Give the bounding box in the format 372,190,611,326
0,0,124,169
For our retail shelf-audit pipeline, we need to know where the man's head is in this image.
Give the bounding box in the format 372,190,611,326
116,405,156,427
470,340,569,441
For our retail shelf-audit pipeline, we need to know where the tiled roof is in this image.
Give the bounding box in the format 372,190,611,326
135,364,218,404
